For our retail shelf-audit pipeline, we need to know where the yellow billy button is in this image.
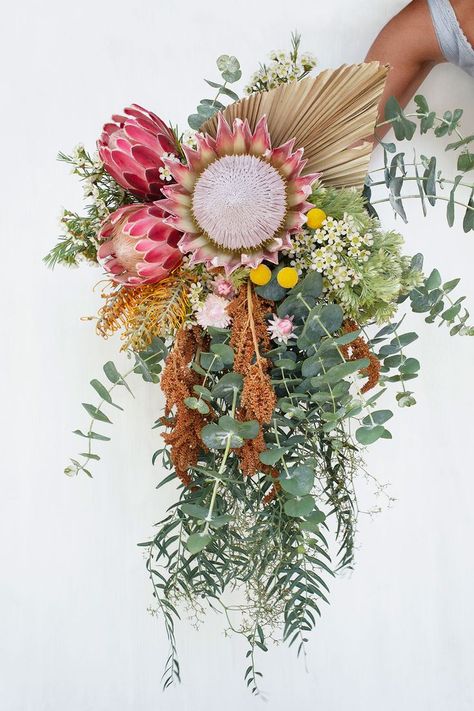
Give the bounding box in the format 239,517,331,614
277,267,299,289
306,207,327,230
249,264,272,286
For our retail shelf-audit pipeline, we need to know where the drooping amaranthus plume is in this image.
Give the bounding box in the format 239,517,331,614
340,319,381,393
160,327,211,486
98,104,178,200
228,284,276,476
97,203,182,286
160,114,320,274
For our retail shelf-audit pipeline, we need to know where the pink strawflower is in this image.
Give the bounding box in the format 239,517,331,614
268,314,295,344
196,294,231,329
212,275,236,300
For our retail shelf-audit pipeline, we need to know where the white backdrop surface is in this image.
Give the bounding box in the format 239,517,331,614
1,1,474,709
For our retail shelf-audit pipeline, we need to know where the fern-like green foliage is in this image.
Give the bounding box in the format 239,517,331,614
309,185,424,324
310,183,373,230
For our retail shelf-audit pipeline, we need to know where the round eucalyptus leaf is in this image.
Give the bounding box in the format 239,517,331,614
318,358,370,383
217,54,240,73
259,447,287,466
238,420,260,439
255,265,287,301
186,532,212,554
181,503,209,519
212,373,243,400
362,409,393,426
210,343,234,365
209,514,233,529
355,425,385,445
197,103,219,118
184,396,199,410
219,416,259,443
277,294,315,320
399,357,420,374
193,384,212,401
201,423,243,449
300,303,343,344
188,113,205,130
284,495,315,518
280,464,314,496
196,400,210,415
200,351,225,372
290,271,323,298
300,508,326,531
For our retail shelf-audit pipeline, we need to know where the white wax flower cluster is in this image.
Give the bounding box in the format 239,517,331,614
288,215,374,290
244,50,317,94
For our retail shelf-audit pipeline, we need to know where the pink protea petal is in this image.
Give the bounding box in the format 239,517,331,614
131,144,160,167
163,158,195,191
97,104,179,200
232,119,249,155
215,113,235,156
178,233,208,252
268,138,295,168
182,144,215,174
164,213,198,234
284,211,307,231
249,116,272,155
278,148,306,179
97,203,182,286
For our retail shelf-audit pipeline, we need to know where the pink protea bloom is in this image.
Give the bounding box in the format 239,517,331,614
212,275,236,300
195,294,230,329
97,203,182,286
268,314,295,344
98,104,178,201
160,114,320,275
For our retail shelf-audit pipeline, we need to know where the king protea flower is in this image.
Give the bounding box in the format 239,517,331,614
98,104,178,201
97,204,182,286
160,115,320,274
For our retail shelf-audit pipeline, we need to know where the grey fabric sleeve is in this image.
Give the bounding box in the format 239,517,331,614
427,0,474,76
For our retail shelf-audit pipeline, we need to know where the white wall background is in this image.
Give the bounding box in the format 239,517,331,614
1,1,473,709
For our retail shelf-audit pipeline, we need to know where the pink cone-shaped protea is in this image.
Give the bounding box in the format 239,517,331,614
98,104,178,201
160,114,320,274
97,204,182,286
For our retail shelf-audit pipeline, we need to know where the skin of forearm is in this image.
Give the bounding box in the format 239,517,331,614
365,0,444,139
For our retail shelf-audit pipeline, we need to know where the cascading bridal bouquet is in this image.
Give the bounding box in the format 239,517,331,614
47,34,474,695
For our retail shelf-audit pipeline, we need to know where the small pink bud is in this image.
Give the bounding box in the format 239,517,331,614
212,275,236,299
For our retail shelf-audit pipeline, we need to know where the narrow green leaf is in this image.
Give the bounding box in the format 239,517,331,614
82,403,112,424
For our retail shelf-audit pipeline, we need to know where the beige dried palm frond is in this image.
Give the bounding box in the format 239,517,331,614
202,62,388,190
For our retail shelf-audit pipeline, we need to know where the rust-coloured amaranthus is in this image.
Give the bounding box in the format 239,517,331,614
96,269,193,351
228,283,277,476
160,326,211,486
340,319,381,393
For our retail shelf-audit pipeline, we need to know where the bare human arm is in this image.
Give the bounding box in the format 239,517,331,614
365,0,474,139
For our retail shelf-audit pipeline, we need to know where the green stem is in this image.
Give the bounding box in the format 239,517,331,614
371,194,474,210
203,387,237,533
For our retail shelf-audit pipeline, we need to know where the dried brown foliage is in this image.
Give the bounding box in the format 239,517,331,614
340,319,381,394
160,327,211,486
228,283,277,476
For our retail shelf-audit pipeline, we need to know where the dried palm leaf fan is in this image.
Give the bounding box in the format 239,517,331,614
202,62,388,190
